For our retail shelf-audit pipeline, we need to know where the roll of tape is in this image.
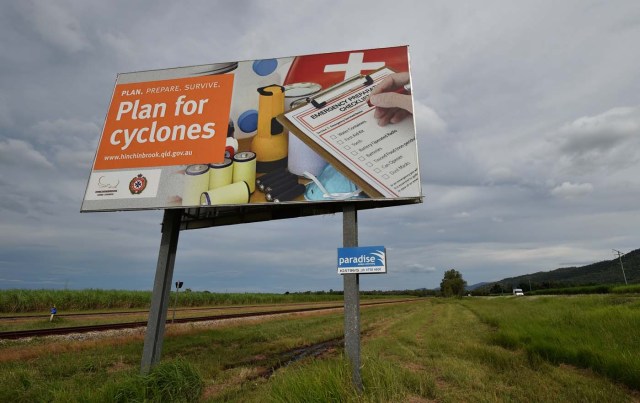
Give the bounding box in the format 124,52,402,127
284,84,326,177
288,135,327,177
201,181,250,206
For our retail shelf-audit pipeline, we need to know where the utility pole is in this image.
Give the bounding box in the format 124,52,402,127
612,249,628,285
172,281,183,323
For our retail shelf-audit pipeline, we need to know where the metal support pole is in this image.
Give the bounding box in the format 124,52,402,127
343,204,363,392
141,209,182,374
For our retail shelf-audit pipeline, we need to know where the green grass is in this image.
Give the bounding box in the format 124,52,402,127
3,356,202,403
612,284,640,294
0,289,152,313
525,283,640,296
528,284,613,295
254,298,635,402
0,289,405,313
102,358,203,403
462,295,640,390
1,298,638,401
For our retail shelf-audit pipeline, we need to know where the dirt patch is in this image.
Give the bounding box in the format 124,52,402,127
223,337,342,378
267,338,342,375
203,338,343,400
203,337,342,399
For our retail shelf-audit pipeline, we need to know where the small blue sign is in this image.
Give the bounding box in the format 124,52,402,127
337,246,387,275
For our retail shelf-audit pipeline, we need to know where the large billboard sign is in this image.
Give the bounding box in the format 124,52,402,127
82,46,420,212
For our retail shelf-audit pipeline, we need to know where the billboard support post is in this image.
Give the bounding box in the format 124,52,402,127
141,209,182,374
342,204,363,392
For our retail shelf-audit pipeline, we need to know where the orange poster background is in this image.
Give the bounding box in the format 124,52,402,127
94,75,234,170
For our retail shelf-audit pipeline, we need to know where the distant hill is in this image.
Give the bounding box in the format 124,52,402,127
478,248,640,293
466,282,490,291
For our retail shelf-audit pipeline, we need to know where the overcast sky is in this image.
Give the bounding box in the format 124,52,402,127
1,0,639,293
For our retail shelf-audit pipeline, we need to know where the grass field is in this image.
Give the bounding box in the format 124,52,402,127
0,289,366,313
461,295,640,390
525,283,640,296
1,296,639,402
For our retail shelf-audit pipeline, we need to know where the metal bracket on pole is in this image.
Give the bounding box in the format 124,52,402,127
343,204,363,392
141,209,182,374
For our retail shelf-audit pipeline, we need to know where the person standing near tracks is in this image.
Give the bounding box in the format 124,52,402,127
50,305,57,322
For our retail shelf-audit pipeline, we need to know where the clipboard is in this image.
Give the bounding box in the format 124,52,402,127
277,68,395,199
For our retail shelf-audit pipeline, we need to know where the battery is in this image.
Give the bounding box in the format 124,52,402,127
265,180,301,201
257,169,292,191
272,184,306,203
201,181,250,206
263,172,298,193
255,168,289,189
208,158,233,190
182,164,210,206
232,151,257,193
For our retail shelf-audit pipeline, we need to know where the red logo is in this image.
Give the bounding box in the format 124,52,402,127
129,174,147,195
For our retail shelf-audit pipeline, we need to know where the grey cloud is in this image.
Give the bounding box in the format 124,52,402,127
15,1,91,54
414,99,447,135
550,182,594,199
0,138,52,168
403,264,437,274
0,95,13,127
98,31,137,62
551,106,640,175
0,197,29,215
28,118,100,147
26,118,99,172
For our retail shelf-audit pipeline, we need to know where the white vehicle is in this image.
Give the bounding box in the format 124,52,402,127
513,288,524,296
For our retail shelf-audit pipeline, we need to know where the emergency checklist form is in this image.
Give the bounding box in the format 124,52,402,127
282,67,420,198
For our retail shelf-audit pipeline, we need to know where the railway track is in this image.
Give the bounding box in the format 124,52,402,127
0,299,415,340
0,300,349,321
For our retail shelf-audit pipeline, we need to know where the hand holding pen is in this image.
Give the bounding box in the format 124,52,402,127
368,72,412,127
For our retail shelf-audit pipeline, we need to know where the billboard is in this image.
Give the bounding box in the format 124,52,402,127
82,46,420,212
